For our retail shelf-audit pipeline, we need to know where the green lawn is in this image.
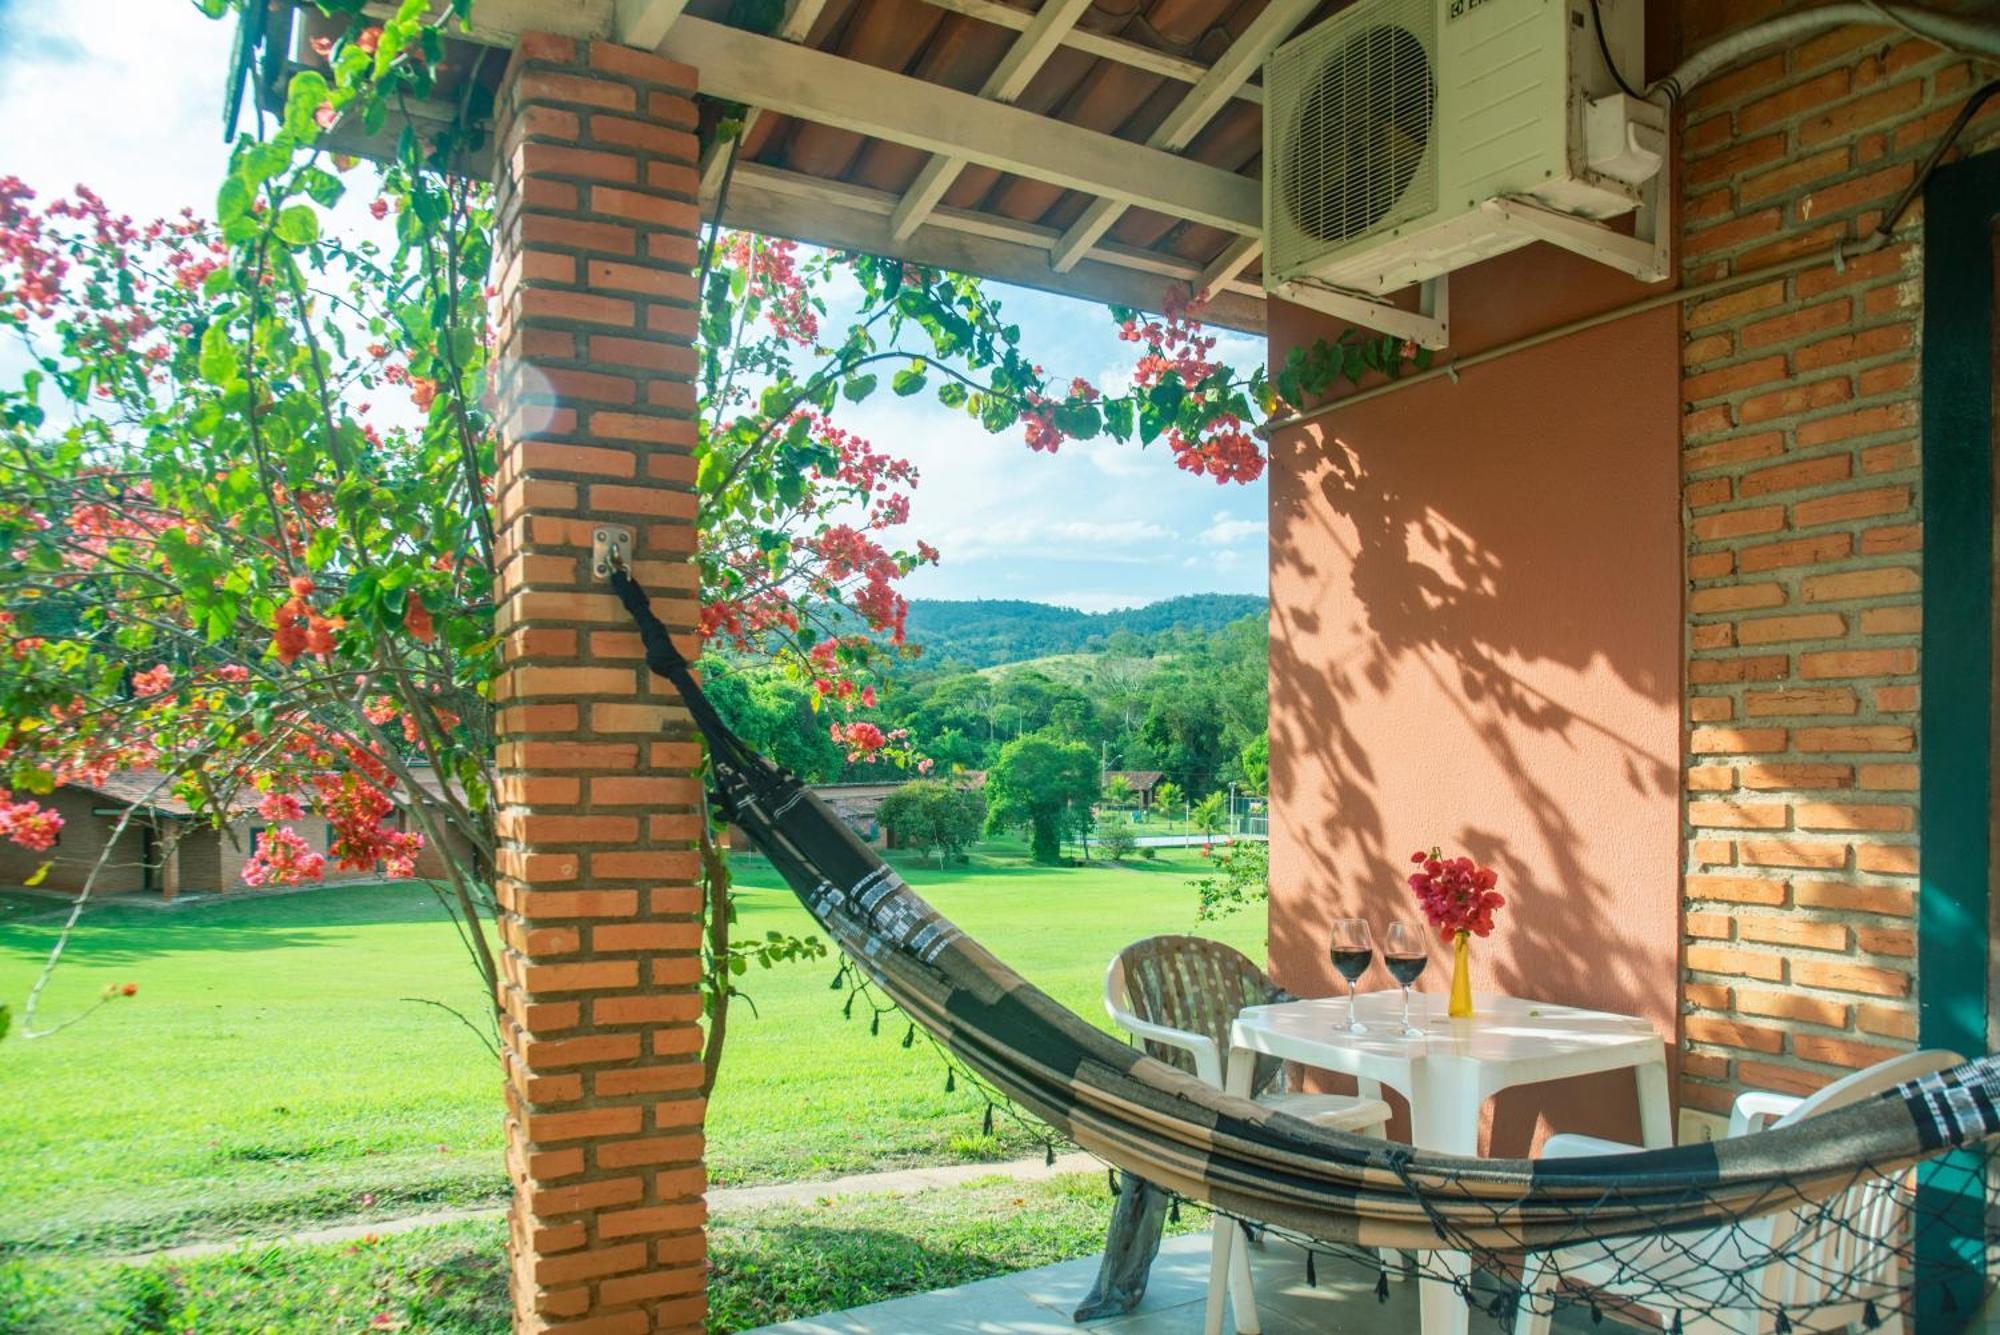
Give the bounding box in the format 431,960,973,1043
0,1171,1186,1333
0,841,1261,1255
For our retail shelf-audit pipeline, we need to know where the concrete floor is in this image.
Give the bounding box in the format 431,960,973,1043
739,1230,1557,1335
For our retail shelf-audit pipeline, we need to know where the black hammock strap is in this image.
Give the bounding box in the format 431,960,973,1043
605,568,2000,1317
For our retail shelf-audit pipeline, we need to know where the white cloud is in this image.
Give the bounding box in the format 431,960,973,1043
1201,511,1264,546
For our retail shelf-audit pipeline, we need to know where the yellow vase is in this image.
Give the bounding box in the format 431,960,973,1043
1448,930,1474,1019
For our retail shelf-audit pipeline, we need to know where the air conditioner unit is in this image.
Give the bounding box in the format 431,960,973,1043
1262,0,1669,347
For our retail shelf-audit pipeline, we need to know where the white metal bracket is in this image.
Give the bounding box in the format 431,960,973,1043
1483,149,1673,285
1267,273,1451,349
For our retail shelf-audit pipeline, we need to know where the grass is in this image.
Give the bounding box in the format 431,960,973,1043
0,839,1262,1255
0,1172,1175,1333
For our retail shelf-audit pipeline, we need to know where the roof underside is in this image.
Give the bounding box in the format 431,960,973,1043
275,0,1328,332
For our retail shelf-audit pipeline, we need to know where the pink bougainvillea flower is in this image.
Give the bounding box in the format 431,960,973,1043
132,664,173,697
257,790,305,822
1406,847,1505,940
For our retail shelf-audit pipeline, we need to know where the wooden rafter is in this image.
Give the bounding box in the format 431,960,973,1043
888,0,1096,242
613,0,691,49
1048,0,1316,272
660,17,1261,236
724,163,1267,332
1198,236,1263,300
918,0,1262,106
694,0,830,202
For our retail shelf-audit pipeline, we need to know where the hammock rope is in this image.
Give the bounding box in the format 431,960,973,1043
607,569,1999,1321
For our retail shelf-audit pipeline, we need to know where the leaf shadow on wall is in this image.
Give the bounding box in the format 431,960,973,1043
1265,417,1680,1149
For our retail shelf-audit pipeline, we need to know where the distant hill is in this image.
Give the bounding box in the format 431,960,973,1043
902,594,1266,668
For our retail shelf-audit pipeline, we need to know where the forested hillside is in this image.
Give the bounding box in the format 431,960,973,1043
704,598,1269,801
899,594,1266,668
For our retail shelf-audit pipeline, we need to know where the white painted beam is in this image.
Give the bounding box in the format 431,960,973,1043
889,0,1095,241
1047,0,1316,272
919,0,1261,105
661,16,1261,235
613,0,689,49
361,0,612,43
725,163,1268,332
1197,236,1262,300
695,0,831,203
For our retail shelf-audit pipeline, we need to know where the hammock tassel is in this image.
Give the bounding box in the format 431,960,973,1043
945,1069,956,1093
981,1103,993,1136
1589,1304,1603,1326
1045,1141,1056,1167
870,1011,881,1037
1374,1268,1389,1303
902,1023,915,1049
1774,1310,1790,1334
828,966,845,990
1107,1169,1120,1196
1305,1250,1317,1287
1863,1301,1881,1329
1671,1313,1684,1335
842,993,855,1020
1169,1198,1181,1224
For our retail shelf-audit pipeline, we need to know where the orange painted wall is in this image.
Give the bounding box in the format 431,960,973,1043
1266,243,1682,1153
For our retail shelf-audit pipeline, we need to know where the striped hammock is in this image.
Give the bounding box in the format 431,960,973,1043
609,570,1996,1324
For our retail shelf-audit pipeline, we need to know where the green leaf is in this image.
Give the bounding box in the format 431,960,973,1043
1102,397,1134,441
274,206,320,248
284,70,331,140
198,323,240,388
841,374,877,403
216,173,253,225
1050,400,1101,441
891,367,927,397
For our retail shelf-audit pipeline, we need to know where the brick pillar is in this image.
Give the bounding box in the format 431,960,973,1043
491,33,707,1335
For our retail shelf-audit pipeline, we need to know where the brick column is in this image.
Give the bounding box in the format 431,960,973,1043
1670,15,2000,1111
491,33,707,1335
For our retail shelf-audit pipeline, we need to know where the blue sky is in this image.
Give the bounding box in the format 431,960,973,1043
0,0,1269,612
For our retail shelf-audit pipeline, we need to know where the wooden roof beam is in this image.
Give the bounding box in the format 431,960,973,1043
694,0,830,202
1047,0,1315,273
888,0,1097,242
918,0,1262,106
614,0,691,49
660,16,1262,235
723,162,1267,333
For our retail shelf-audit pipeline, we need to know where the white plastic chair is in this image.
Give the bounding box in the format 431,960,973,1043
1514,1049,1965,1335
1105,935,1393,1335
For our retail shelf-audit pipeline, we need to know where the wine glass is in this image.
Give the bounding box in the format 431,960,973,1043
1328,918,1373,1033
1382,921,1429,1038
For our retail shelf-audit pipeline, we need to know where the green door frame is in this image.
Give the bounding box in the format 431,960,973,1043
1919,146,2000,1327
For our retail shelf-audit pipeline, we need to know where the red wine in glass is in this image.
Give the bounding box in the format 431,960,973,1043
1329,918,1372,1033
1383,921,1428,1037
1383,954,1428,987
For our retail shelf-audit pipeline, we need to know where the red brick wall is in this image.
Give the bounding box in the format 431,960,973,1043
490,34,708,1335
1674,5,2000,1110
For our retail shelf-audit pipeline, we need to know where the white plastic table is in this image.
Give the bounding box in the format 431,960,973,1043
1219,991,1672,1335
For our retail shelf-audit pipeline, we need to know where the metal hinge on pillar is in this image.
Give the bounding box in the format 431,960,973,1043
592,525,633,581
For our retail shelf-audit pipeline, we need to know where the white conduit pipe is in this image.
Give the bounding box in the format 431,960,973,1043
1654,4,2000,100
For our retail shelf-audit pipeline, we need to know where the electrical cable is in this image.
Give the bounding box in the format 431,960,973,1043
1587,0,1646,101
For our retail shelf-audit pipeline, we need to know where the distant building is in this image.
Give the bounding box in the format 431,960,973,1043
1103,770,1166,808
0,769,469,901
802,782,906,849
